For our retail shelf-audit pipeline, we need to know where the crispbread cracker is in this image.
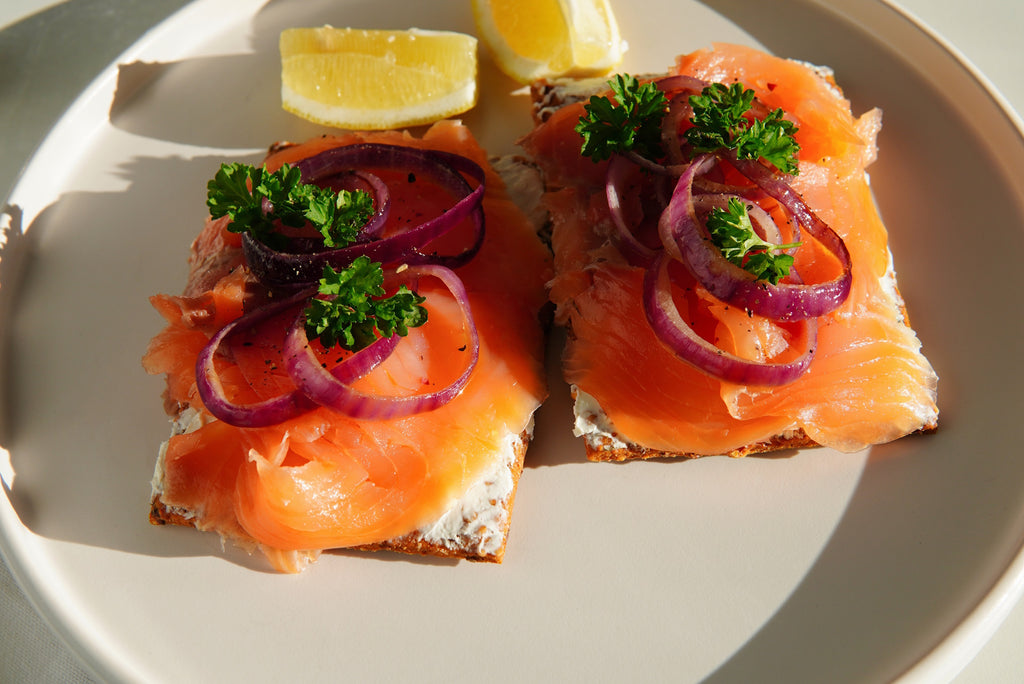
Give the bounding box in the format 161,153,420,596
526,61,937,461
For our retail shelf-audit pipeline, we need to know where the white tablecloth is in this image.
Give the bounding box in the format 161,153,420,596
2,1,1022,681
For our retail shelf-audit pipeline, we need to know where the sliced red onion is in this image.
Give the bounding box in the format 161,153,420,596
195,143,491,427
662,91,694,167
256,170,389,253
195,288,317,427
282,264,479,420
302,144,487,269
659,154,850,321
622,150,690,176
657,154,716,263
244,144,486,287
643,253,816,386
657,75,708,169
598,80,845,384
606,154,658,267
691,176,766,200
195,288,400,427
654,74,709,94
730,154,852,283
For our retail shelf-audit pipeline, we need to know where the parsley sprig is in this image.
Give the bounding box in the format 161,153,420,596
576,74,669,162
705,198,801,285
304,256,427,351
206,162,374,249
685,82,801,175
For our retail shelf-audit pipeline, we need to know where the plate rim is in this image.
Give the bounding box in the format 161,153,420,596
2,0,1024,681
841,1,1024,680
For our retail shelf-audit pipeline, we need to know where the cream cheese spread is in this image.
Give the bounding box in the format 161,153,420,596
415,418,532,556
572,386,630,452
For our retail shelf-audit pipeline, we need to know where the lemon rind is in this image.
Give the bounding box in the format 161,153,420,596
281,79,478,130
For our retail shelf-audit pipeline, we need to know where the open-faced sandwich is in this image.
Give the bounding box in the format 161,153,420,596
520,43,939,461
142,121,551,572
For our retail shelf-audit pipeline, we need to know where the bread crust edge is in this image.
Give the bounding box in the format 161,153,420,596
149,429,530,564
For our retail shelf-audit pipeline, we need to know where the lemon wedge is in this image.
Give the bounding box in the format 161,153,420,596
280,27,478,130
471,0,626,84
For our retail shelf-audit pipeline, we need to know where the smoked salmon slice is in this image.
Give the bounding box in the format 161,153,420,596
520,43,938,460
143,121,551,572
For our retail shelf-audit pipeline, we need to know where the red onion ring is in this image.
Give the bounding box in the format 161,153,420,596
642,253,817,386
195,288,400,427
654,74,709,94
264,170,391,257
282,264,479,420
597,78,850,384
194,145,490,426
661,91,694,167
606,154,658,267
659,154,850,321
243,144,486,287
658,75,707,169
195,289,316,427
302,145,487,269
730,154,852,277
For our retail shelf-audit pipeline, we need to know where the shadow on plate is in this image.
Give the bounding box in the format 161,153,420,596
1,151,251,563
0,0,193,206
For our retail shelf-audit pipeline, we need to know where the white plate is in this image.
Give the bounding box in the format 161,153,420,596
2,0,1023,681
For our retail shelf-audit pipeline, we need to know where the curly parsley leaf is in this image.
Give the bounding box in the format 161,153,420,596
305,188,375,248
685,82,801,175
206,162,373,249
206,163,279,246
304,256,428,351
576,74,669,162
705,197,801,285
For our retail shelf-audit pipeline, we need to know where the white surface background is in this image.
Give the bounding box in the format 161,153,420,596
1,1,1021,681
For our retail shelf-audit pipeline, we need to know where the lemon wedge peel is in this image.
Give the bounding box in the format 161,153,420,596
471,0,627,84
280,27,478,130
